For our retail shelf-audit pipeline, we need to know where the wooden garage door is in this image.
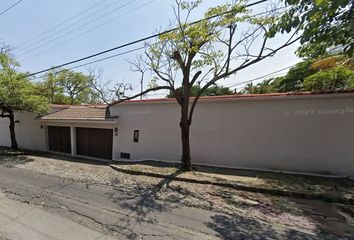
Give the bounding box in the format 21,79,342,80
48,126,71,154
76,128,113,160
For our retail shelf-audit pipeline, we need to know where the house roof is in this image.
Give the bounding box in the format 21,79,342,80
40,105,118,121
110,90,354,106
50,104,107,110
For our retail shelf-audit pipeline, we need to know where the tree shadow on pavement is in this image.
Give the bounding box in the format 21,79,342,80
34,152,109,166
0,154,34,168
110,170,183,221
106,170,185,238
112,160,179,168
205,213,340,240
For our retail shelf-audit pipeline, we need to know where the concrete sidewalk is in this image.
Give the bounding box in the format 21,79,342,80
0,192,114,240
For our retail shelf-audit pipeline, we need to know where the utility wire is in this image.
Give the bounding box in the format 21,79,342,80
226,64,297,88
0,0,23,16
18,0,109,48
30,46,145,81
24,0,268,78
23,0,276,62
29,2,284,72
21,0,156,62
18,0,132,56
119,64,296,98
146,66,292,96
18,0,124,52
70,46,145,70
146,64,296,97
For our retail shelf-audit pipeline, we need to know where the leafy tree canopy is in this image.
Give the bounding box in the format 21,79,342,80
302,66,354,92
0,52,48,114
240,54,354,93
38,69,100,105
0,50,49,149
276,59,316,92
275,0,354,57
122,0,300,170
240,79,276,94
166,85,233,98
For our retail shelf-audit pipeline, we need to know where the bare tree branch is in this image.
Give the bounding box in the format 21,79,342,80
188,34,301,124
128,55,148,100
117,85,173,103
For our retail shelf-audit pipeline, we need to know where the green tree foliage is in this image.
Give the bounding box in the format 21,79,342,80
122,0,299,170
166,85,233,98
275,60,316,92
241,79,276,94
240,54,354,93
0,51,48,149
302,66,354,91
39,69,100,104
36,71,68,104
275,0,354,57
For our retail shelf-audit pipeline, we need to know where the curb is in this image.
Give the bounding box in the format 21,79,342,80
109,165,354,205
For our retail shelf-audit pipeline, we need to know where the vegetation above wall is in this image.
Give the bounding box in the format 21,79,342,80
240,54,354,94
37,69,100,105
0,48,48,150
166,85,234,98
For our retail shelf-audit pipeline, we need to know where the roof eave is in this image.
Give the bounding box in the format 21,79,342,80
110,92,354,106
37,118,119,124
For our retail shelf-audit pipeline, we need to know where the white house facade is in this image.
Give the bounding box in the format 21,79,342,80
1,92,354,177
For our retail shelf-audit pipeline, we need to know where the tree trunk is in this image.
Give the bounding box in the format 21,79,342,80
180,102,192,171
9,111,18,150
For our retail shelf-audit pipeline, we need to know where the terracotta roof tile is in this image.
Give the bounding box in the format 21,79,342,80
40,106,118,121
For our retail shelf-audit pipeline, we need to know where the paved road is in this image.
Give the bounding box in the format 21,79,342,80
0,191,115,240
0,166,348,239
0,166,229,239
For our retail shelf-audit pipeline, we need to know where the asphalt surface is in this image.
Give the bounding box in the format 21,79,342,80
0,191,116,240
0,165,351,239
0,166,230,239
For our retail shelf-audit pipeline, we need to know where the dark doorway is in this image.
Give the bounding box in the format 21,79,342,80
76,127,113,160
47,126,71,154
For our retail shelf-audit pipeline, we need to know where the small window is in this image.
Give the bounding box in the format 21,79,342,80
133,130,139,143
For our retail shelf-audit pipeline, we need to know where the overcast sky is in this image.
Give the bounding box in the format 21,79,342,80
0,0,301,98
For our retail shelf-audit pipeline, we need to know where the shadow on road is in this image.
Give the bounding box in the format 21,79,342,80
207,214,279,239
105,170,187,238
0,154,34,168
108,170,183,223
112,159,179,168
205,213,340,240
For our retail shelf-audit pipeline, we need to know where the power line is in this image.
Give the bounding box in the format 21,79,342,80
29,46,145,81
26,3,283,83
0,0,23,16
70,46,145,70
18,0,133,57
225,64,297,88
23,0,277,62
24,0,268,78
132,65,296,99
20,0,156,62
17,0,124,52
18,0,109,48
